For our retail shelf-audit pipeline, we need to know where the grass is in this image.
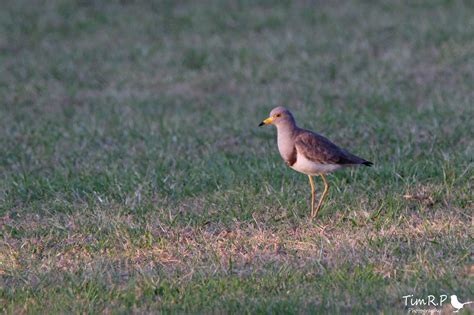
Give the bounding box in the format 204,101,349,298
0,0,473,313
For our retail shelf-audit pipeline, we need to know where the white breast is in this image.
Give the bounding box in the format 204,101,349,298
291,153,342,175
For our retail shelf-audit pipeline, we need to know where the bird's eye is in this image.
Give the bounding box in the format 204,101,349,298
276,114,281,118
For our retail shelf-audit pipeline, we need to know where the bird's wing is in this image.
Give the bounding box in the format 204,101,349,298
294,130,366,165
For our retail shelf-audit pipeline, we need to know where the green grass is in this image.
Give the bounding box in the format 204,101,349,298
0,0,473,313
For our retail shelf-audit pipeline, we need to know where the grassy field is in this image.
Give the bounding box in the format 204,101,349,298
1,0,473,313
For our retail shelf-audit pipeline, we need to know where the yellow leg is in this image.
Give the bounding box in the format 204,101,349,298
311,174,330,219
308,175,316,218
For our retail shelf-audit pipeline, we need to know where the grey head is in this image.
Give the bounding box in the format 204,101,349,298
258,106,296,128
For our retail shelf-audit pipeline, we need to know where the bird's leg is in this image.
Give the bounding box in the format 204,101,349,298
312,174,330,219
308,175,316,219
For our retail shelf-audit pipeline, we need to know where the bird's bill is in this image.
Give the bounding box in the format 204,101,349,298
258,116,274,127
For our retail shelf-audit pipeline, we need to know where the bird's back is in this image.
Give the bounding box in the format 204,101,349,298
293,128,372,166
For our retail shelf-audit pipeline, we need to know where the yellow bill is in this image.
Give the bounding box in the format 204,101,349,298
258,116,274,126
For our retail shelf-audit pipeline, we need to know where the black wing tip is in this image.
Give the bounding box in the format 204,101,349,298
362,161,373,167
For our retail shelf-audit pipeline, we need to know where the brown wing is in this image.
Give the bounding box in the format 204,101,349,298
294,130,368,165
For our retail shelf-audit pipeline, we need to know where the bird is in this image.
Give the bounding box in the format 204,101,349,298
259,106,372,220
451,295,473,313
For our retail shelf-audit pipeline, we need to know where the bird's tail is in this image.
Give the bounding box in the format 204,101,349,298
362,161,373,167
463,301,473,305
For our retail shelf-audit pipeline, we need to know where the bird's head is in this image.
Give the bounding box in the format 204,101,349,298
258,106,295,127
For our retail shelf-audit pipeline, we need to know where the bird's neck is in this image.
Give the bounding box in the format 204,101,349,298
275,121,298,161
275,121,298,138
